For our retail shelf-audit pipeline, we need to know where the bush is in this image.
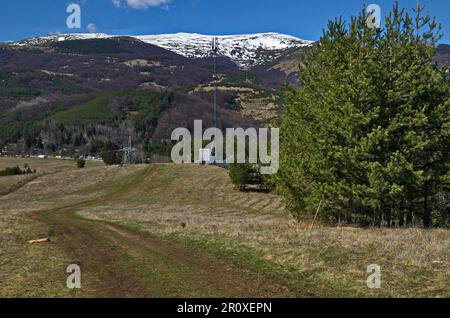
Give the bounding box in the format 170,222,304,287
77,159,86,169
0,165,35,177
229,163,252,191
229,163,271,192
102,151,122,166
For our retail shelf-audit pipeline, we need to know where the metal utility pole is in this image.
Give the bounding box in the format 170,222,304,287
211,37,219,129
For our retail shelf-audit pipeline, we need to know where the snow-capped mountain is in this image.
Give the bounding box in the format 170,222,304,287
13,33,113,46
135,33,313,68
11,32,313,69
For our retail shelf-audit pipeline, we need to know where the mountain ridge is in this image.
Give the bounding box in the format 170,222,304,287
8,32,313,69
0,32,449,159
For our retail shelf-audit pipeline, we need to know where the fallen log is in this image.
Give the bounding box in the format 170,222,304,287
27,238,51,244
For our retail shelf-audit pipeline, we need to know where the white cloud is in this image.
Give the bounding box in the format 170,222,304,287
87,23,98,33
113,0,171,10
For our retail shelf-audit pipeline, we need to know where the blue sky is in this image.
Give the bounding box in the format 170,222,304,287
0,0,449,43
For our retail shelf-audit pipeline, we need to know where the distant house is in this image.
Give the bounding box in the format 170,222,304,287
198,148,212,164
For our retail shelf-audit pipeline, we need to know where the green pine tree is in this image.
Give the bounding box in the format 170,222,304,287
276,2,449,227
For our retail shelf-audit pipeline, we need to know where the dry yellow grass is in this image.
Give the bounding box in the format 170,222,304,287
189,85,279,122
238,96,279,122
0,157,103,172
75,164,450,297
1,157,449,297
0,158,107,297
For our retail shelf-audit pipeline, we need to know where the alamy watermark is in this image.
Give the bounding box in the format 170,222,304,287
367,4,381,29
66,4,81,29
367,264,381,289
66,264,81,289
171,120,279,175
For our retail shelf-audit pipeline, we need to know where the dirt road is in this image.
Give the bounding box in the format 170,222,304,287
31,166,295,297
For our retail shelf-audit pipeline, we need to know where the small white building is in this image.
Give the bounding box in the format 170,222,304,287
198,148,212,164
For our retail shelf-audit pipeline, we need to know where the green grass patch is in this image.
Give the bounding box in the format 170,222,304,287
118,222,339,297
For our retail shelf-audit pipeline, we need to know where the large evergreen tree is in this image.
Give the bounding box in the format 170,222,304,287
276,2,450,227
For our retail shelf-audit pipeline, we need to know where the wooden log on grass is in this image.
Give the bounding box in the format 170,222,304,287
27,238,51,244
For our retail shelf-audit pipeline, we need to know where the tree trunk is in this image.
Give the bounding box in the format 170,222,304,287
406,201,413,226
386,207,392,227
423,188,431,228
399,200,405,227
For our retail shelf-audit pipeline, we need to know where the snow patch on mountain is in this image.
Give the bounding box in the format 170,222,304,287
135,33,313,68
13,33,113,46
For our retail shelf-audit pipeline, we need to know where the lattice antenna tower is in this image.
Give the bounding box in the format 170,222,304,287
120,136,135,166
211,37,219,129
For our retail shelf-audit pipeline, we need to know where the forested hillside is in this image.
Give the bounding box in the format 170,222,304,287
0,30,448,160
